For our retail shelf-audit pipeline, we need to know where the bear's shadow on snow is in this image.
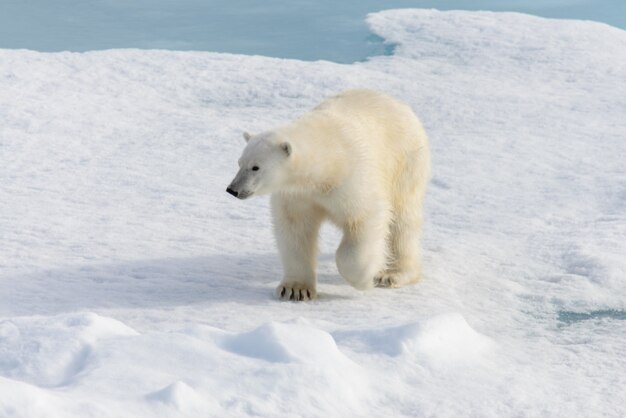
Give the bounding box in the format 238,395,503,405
5,253,348,316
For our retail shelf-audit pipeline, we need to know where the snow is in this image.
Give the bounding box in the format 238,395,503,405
1,8,626,418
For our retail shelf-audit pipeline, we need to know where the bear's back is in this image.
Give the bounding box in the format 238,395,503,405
308,90,429,206
314,89,408,119
311,90,426,165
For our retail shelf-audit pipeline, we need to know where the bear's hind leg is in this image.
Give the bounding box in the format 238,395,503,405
272,195,324,301
374,209,423,288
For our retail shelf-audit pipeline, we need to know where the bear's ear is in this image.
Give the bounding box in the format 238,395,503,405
280,142,292,157
243,132,252,143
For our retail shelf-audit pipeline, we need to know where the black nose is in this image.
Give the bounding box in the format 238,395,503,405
226,187,238,197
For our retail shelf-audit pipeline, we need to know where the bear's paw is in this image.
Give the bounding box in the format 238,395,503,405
374,271,413,288
276,282,317,302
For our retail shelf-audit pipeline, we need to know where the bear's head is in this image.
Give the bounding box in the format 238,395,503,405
226,131,292,200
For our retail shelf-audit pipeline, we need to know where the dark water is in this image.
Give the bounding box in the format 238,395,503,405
1,0,625,62
558,309,626,324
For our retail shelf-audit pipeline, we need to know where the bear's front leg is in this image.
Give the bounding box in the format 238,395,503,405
272,195,323,301
336,213,389,290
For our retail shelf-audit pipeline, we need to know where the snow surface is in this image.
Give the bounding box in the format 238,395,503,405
1,8,626,418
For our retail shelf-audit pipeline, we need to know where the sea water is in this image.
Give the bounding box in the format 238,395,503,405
1,0,624,62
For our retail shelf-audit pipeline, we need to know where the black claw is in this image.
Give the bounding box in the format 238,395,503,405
280,287,286,298
298,290,304,301
289,289,295,300
306,290,311,299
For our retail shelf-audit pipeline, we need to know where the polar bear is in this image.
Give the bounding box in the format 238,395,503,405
227,89,431,301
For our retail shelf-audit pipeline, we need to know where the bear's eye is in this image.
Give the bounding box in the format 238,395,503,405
251,166,259,171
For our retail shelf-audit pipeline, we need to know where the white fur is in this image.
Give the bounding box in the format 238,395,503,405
228,89,431,300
